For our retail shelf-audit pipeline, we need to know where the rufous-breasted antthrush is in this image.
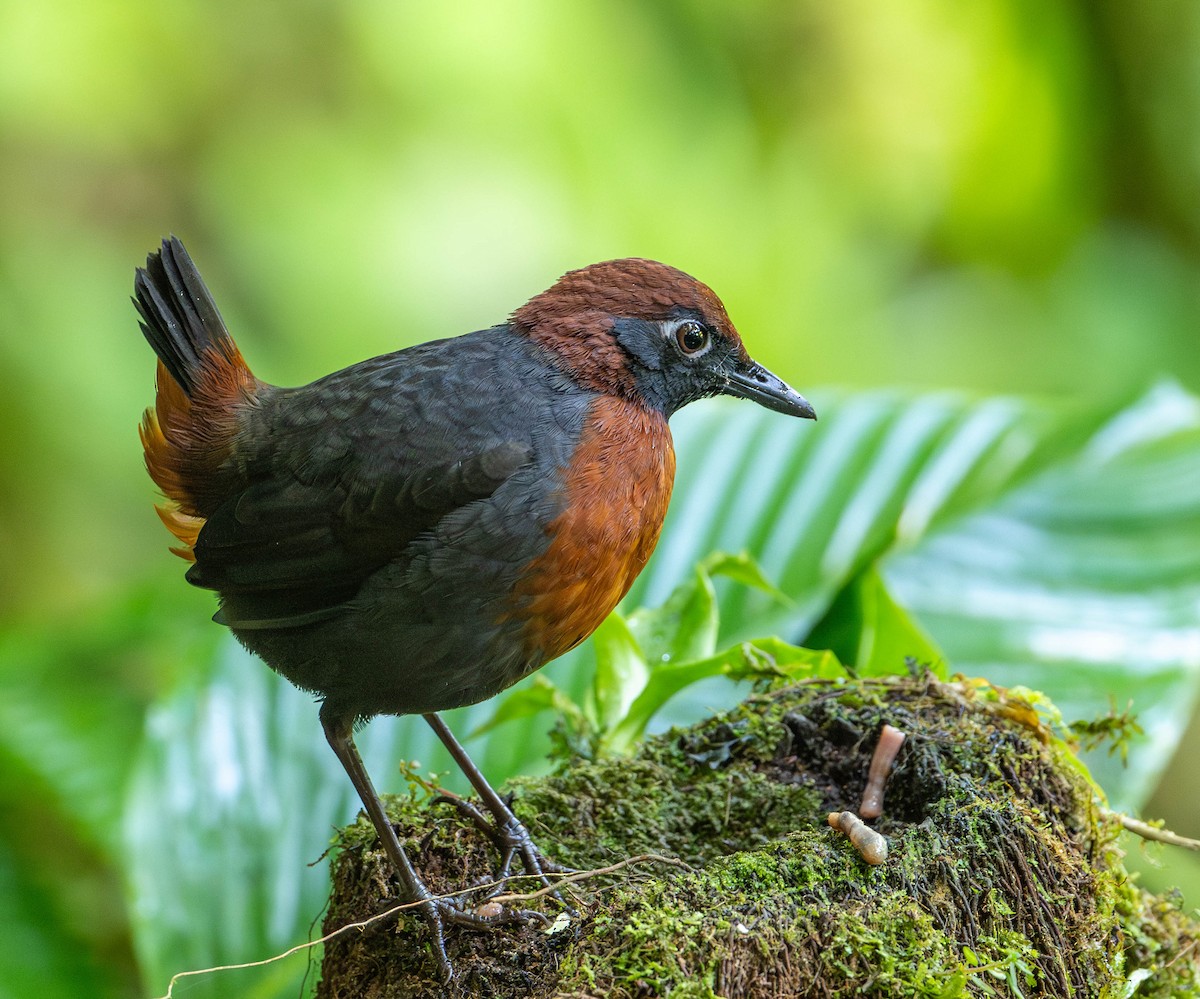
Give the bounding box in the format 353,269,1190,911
134,237,816,976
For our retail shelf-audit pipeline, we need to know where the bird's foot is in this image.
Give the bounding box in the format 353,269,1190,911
408,887,552,981
435,792,576,901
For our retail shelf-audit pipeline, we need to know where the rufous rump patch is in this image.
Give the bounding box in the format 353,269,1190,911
140,349,257,558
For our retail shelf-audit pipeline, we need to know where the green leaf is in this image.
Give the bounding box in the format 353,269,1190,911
605,639,843,756
625,551,787,674
731,638,847,681
936,969,969,998
587,613,650,733
626,562,719,667
700,551,792,605
882,382,1200,803
471,675,583,740
806,566,947,678
601,655,724,757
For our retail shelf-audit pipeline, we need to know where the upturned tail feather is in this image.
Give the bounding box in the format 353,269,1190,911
135,237,259,558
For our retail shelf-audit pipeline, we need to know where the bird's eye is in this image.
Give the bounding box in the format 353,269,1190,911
674,321,710,356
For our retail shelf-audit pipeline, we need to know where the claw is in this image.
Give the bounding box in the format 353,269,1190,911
423,712,577,909
434,791,577,910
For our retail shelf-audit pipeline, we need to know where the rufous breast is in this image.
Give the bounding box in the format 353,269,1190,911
511,394,675,664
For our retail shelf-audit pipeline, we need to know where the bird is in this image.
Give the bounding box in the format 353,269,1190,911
133,236,816,977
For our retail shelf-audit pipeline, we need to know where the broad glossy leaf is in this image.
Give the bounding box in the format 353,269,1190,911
883,382,1200,803
806,566,947,678
587,613,648,733
625,563,719,668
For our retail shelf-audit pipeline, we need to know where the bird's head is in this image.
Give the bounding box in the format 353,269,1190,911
511,258,816,420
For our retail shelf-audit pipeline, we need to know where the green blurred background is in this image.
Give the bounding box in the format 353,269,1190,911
1,2,1198,996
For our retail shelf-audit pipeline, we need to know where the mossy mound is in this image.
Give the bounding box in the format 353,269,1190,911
317,675,1199,998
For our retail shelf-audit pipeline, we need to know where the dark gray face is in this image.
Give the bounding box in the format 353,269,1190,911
612,310,817,420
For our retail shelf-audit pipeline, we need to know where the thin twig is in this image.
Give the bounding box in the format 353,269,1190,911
152,893,445,999
1163,937,1198,970
1110,811,1200,851
151,852,688,998
488,852,693,906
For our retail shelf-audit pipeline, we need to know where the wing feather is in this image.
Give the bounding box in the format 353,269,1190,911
189,441,532,629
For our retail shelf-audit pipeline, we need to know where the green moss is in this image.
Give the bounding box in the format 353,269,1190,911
318,676,1200,998
513,755,823,872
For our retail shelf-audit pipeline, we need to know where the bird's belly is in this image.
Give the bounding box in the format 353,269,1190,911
507,396,675,664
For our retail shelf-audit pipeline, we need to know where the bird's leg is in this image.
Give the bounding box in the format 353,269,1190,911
423,712,573,890
320,705,516,980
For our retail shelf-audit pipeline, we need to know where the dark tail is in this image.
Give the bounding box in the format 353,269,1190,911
136,237,258,555
134,236,237,396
